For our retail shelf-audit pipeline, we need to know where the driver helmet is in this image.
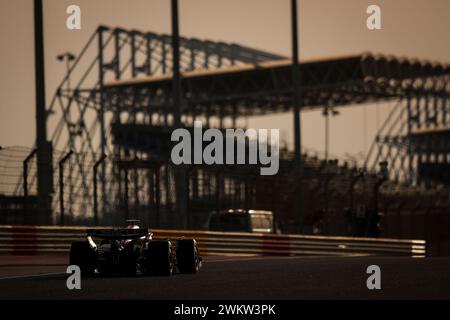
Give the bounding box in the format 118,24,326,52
126,219,140,229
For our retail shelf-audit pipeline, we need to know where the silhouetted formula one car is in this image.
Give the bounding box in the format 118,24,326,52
69,221,201,276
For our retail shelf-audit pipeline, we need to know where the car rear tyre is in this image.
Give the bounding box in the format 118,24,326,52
69,241,96,277
177,239,199,274
143,240,173,276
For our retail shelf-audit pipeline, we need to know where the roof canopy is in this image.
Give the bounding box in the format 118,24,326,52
103,53,450,117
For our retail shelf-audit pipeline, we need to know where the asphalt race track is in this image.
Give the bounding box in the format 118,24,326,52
0,255,449,300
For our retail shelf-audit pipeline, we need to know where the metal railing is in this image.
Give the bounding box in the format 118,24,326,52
0,225,426,258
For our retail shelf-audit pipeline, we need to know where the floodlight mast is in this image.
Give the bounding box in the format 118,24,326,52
172,0,188,229
34,0,53,225
291,0,304,232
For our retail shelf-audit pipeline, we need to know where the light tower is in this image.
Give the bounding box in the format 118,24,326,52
34,0,53,225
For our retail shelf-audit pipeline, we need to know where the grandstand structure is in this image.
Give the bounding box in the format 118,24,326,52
1,26,450,233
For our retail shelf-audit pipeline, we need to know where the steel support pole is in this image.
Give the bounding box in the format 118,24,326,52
172,0,181,127
65,57,71,91
23,149,37,199
291,0,304,232
59,150,73,225
155,168,161,228
146,33,152,76
325,109,329,161
133,161,139,217
56,53,76,214
124,169,129,221
114,29,121,80
371,177,385,237
324,163,330,221
172,0,187,229
98,27,107,217
406,95,413,184
369,162,387,237
291,0,302,163
93,154,107,226
349,170,363,213
23,149,37,222
34,0,53,225
131,31,137,78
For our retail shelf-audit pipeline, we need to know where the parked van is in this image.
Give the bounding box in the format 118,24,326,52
208,209,277,233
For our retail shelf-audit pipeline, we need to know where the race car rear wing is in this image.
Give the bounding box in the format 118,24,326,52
87,228,150,240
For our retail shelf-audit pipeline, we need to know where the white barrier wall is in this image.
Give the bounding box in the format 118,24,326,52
0,226,426,257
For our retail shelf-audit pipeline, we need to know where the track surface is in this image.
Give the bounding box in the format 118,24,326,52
0,255,449,299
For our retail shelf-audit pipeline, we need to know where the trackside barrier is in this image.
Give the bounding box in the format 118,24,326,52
0,226,426,257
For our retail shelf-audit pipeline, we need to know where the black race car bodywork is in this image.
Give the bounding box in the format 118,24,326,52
69,227,201,276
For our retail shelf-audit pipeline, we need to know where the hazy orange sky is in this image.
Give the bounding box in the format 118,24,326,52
1,0,449,163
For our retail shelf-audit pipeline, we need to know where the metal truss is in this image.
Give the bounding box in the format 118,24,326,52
366,69,450,187
102,54,450,119
17,26,286,222
15,25,450,223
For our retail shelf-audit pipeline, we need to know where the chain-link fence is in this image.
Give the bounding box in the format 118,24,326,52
1,145,450,255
